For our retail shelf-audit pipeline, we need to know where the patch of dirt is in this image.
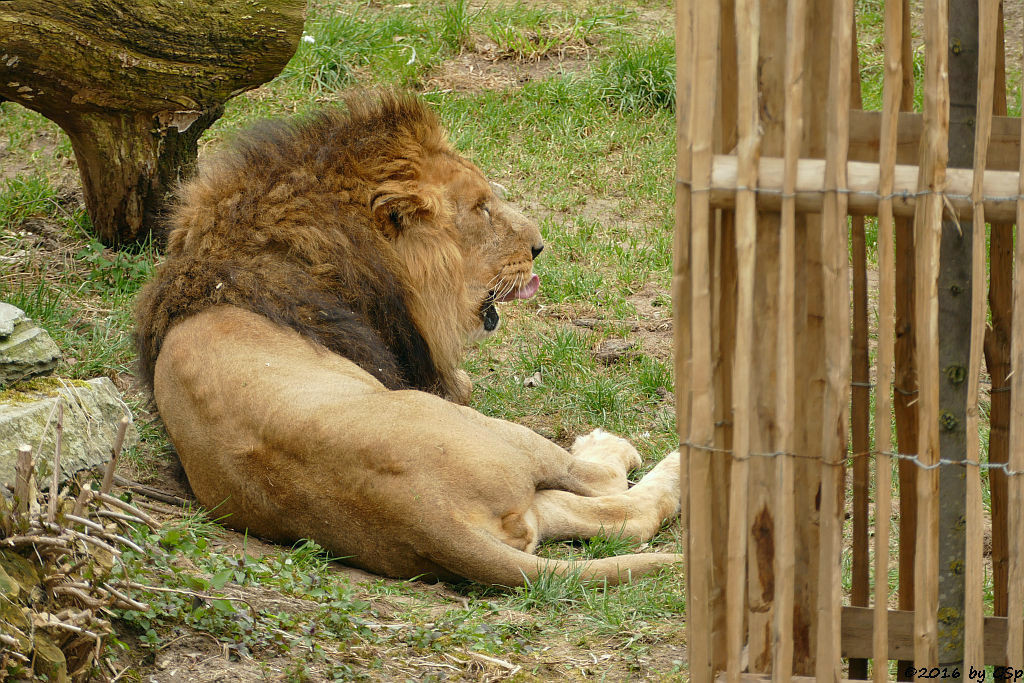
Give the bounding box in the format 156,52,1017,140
423,44,590,94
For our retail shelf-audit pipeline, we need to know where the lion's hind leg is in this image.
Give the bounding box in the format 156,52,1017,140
532,451,680,544
568,429,642,496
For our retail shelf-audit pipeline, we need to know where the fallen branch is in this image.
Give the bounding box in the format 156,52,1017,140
112,475,191,507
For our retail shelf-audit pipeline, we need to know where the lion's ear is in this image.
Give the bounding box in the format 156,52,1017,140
371,181,445,239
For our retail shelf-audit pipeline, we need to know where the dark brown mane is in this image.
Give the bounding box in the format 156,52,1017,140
134,92,454,396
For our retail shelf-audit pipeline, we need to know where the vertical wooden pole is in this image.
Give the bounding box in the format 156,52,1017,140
1006,21,1024,670
816,0,852,679
792,2,833,672
962,0,999,668
773,0,808,678
895,2,919,674
913,0,950,671
849,17,871,676
873,0,904,678
713,0,737,660
673,0,693,599
726,0,761,677
984,0,1011,620
685,0,722,679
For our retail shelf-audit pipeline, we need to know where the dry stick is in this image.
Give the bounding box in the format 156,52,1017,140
685,0,721,680
14,444,33,516
62,514,106,534
120,581,254,615
3,535,68,548
100,416,131,495
964,0,1000,667
1007,10,1024,669
913,0,950,670
96,492,160,529
111,475,190,508
817,0,853,678
71,486,92,519
773,0,807,678
872,0,904,677
48,403,64,524
94,510,150,527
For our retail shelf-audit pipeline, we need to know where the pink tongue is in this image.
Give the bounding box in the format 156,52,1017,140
498,274,540,302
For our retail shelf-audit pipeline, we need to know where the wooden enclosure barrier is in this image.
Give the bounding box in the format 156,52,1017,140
673,0,1024,679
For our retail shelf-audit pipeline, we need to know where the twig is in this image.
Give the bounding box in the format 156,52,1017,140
14,444,33,516
31,611,101,640
100,416,131,495
101,583,150,611
48,403,63,523
96,492,160,529
71,486,92,518
460,649,520,672
4,535,68,548
50,585,108,609
63,514,107,534
112,475,191,507
54,526,122,557
121,581,256,617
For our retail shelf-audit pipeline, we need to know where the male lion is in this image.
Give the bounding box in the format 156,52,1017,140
134,92,682,586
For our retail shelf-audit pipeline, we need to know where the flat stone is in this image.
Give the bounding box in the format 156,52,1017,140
0,303,61,386
0,302,19,337
593,338,636,364
0,377,139,490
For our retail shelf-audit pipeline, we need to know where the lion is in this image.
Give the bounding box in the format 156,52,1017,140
133,92,682,586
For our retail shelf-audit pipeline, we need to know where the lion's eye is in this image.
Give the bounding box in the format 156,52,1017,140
478,204,491,218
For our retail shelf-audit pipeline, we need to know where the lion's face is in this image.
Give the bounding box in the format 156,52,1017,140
437,157,544,339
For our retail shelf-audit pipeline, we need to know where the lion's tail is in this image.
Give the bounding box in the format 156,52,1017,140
428,528,683,587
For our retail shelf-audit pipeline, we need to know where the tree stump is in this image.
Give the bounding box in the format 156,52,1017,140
0,0,306,246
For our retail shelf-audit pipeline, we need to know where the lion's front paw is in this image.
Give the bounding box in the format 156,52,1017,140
448,369,473,404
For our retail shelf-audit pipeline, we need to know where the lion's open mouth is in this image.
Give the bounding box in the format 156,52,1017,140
480,274,541,331
496,274,540,302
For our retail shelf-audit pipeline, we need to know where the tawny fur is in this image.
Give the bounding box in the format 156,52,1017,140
134,92,683,586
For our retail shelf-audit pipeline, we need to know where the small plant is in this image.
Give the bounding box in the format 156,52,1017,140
509,564,588,612
75,238,157,298
439,0,475,52
0,175,57,226
593,36,676,113
581,527,637,559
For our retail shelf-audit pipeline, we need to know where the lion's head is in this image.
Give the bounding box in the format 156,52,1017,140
134,92,543,404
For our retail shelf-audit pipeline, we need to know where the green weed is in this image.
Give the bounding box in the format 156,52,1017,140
592,35,676,113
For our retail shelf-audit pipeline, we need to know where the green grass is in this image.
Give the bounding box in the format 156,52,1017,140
1,0,685,678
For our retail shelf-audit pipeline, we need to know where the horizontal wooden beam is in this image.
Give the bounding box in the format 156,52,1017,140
841,606,1009,665
716,676,858,682
707,154,1022,221
849,110,1021,171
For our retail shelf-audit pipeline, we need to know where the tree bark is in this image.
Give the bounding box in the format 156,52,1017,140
936,0,978,675
0,0,305,246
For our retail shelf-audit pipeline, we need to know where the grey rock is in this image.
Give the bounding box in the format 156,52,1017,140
0,377,139,490
593,338,636,364
0,303,19,338
0,304,61,386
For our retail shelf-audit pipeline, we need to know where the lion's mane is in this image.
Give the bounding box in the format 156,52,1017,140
134,93,475,400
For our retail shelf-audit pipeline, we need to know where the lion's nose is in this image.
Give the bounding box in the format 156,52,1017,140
531,243,544,260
